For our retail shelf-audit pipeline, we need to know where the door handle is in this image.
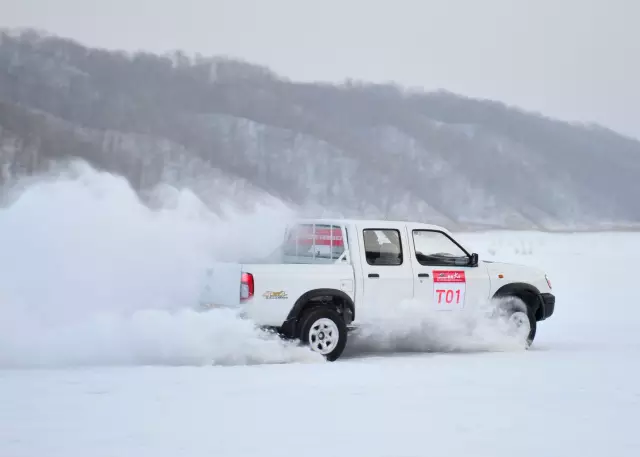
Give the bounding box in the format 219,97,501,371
418,273,430,278
368,273,380,278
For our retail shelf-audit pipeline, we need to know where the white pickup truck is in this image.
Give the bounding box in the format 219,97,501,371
200,219,556,361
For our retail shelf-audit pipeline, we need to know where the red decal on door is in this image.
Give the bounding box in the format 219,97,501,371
433,270,466,307
433,270,466,283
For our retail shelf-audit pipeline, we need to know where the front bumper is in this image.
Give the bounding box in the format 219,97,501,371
537,292,555,321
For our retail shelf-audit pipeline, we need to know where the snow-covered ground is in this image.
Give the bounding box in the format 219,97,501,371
1,164,639,457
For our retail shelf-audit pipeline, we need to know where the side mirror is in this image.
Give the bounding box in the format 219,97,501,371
470,253,479,267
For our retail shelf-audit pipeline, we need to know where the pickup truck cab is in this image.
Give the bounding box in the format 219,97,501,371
200,219,556,361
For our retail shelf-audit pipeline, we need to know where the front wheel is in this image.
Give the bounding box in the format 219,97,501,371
299,307,348,361
492,296,537,347
507,309,536,346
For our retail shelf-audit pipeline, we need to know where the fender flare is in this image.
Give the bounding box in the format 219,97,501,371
492,282,541,314
280,288,355,338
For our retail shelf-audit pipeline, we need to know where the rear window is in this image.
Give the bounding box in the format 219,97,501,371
282,224,346,262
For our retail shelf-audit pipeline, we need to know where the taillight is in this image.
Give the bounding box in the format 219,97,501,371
545,274,552,290
241,272,254,301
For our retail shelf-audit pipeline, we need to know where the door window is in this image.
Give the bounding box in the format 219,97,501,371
363,229,403,265
412,230,470,266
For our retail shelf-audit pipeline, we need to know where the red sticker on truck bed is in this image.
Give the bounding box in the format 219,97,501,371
295,226,344,246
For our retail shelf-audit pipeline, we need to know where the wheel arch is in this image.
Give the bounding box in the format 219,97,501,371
492,282,541,317
280,288,355,338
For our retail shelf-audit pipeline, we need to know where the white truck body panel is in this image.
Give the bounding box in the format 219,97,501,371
484,261,552,296
198,218,555,358
240,263,355,327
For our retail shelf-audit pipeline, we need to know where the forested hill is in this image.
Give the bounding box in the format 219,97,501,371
2,29,640,230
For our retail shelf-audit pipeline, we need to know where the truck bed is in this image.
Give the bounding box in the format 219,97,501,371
199,262,355,328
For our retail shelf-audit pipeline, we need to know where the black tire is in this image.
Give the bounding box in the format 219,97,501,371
298,307,348,361
493,295,537,346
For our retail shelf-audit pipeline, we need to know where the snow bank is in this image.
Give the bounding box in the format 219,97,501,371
0,161,322,367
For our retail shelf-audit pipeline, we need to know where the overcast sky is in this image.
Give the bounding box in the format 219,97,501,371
3,0,639,138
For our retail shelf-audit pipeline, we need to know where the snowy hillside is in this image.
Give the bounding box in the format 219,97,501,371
2,29,640,229
1,163,639,456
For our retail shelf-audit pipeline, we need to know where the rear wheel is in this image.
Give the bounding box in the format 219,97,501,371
299,307,348,361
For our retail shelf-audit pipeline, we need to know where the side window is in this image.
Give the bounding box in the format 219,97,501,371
363,229,403,266
412,230,469,266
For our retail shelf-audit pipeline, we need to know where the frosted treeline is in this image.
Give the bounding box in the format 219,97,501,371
2,28,640,230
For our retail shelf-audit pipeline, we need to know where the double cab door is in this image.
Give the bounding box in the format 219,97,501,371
357,223,489,311
404,223,490,311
